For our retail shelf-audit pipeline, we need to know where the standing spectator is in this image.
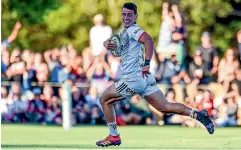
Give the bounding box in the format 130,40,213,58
22,50,37,91
169,4,187,63
156,2,174,54
44,48,63,83
196,32,219,78
44,48,61,74
6,49,25,82
89,14,112,60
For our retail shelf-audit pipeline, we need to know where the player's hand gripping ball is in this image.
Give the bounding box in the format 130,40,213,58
109,34,121,57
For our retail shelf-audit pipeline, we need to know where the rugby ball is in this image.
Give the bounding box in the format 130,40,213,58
109,34,121,57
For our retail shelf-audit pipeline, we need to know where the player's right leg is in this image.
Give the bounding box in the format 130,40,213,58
143,89,214,134
96,83,125,147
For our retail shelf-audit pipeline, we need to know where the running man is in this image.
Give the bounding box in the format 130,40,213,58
96,2,214,147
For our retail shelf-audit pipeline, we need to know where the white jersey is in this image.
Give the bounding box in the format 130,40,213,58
114,24,160,99
118,24,145,78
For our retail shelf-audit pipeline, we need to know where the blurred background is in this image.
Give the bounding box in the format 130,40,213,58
1,0,241,128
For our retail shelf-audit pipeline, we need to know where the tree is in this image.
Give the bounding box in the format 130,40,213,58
2,0,241,55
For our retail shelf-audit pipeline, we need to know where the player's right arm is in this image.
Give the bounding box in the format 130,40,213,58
103,40,116,50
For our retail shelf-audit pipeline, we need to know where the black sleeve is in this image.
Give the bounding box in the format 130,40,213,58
238,43,241,63
188,63,195,79
202,63,210,77
212,46,219,57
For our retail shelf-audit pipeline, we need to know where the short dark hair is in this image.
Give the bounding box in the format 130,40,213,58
123,2,137,14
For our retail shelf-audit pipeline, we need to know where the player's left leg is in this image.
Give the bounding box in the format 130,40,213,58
144,90,215,134
96,84,125,147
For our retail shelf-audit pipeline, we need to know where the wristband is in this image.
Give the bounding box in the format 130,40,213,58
144,60,150,66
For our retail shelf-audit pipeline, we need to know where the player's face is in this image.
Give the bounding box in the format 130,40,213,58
122,8,137,28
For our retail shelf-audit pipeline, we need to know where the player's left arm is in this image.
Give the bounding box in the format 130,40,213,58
138,32,154,77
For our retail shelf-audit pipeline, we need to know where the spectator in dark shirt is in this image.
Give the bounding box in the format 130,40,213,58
157,52,189,86
197,32,219,79
188,50,210,98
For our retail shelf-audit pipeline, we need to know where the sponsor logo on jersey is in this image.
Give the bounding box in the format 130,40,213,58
134,28,141,34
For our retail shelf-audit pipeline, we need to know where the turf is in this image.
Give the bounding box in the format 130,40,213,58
1,124,241,150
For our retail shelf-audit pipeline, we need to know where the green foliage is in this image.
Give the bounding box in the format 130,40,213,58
2,0,241,55
8,0,61,25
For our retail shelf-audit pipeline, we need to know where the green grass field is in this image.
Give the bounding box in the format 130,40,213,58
1,124,241,150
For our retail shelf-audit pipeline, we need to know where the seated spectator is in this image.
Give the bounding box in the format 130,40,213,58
188,50,210,97
7,93,28,123
218,48,240,94
84,86,100,108
117,101,146,125
70,56,84,82
90,105,105,125
156,52,189,89
86,57,110,95
163,89,184,125
196,90,215,117
27,88,47,123
8,82,22,101
41,85,54,103
1,87,9,121
116,97,152,125
215,96,238,127
45,96,62,125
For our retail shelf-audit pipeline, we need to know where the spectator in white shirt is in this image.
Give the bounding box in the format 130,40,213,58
89,14,112,60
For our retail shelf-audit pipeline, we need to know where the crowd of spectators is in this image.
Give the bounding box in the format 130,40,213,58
1,3,241,128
